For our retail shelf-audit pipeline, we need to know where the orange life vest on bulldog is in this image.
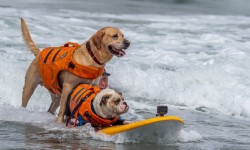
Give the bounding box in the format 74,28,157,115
65,84,121,128
38,42,104,94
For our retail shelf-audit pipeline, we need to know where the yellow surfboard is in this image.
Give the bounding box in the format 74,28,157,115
98,116,184,138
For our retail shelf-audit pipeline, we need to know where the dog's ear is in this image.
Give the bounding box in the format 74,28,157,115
117,92,122,96
100,94,110,106
92,30,105,49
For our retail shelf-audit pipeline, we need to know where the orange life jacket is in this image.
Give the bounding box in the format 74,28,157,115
67,84,119,127
38,42,104,94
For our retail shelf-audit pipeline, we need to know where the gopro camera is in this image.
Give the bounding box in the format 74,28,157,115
156,106,168,116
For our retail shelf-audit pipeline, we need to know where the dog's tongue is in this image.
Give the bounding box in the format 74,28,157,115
117,50,126,57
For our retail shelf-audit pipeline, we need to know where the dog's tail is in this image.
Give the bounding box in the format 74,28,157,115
20,17,40,57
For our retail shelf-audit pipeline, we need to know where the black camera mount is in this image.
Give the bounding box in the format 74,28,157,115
156,106,168,116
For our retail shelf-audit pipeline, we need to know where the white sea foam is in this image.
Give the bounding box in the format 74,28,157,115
178,130,203,142
0,104,55,125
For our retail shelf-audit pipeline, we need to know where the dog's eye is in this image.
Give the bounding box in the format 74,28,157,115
114,99,120,105
104,95,111,100
112,34,118,40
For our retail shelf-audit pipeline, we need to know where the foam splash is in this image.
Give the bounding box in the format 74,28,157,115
0,104,56,125
178,130,203,142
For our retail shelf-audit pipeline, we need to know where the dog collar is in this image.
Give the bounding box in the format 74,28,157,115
91,101,98,116
86,41,104,65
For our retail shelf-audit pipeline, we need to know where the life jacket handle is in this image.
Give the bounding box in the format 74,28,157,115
64,42,80,48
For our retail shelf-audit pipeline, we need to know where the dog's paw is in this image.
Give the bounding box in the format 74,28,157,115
56,117,64,124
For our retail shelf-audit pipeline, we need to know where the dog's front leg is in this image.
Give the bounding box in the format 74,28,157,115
48,93,61,115
56,83,73,123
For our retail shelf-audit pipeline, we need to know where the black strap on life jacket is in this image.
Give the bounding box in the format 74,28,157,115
44,48,54,63
66,91,93,127
85,111,92,124
65,91,74,117
52,48,62,62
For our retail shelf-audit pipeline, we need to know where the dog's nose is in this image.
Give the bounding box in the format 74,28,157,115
123,39,130,49
123,102,127,106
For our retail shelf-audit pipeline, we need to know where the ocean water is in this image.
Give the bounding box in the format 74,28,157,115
0,0,250,149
